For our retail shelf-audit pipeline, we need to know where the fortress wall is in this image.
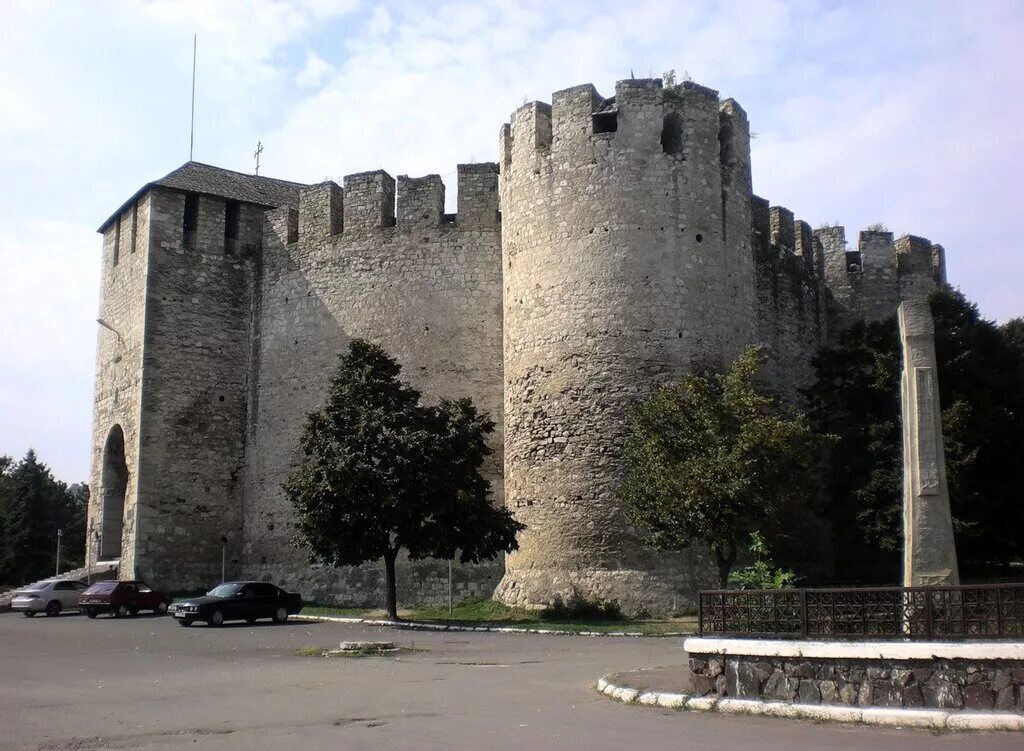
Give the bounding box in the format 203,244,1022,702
131,188,255,590
87,195,151,575
496,79,754,615
241,166,505,607
754,205,826,402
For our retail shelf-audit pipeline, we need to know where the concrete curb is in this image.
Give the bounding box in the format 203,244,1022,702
595,674,1024,732
293,614,688,638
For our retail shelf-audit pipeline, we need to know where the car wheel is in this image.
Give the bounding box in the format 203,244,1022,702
113,604,129,618
23,611,35,618
86,608,98,619
178,619,192,628
272,607,288,624
45,601,62,617
208,610,224,627
156,602,169,615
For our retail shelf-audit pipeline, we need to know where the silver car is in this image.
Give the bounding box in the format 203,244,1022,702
11,579,88,617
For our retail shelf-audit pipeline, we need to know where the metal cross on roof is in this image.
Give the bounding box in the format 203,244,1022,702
254,141,264,176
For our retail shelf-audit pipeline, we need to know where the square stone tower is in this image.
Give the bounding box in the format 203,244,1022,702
87,162,306,588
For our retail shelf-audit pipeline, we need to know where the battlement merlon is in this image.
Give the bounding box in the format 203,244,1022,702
299,182,343,242
456,163,499,228
397,174,444,228
769,206,796,254
896,234,946,292
858,229,895,271
264,206,297,250
342,170,396,233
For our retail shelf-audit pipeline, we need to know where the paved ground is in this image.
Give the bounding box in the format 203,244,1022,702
0,612,1019,750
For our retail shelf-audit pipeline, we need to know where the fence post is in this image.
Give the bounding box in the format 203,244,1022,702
800,589,808,639
925,588,934,640
698,593,704,637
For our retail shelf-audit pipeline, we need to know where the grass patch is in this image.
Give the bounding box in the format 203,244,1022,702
303,598,696,636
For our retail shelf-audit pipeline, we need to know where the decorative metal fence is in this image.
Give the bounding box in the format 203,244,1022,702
698,584,1024,640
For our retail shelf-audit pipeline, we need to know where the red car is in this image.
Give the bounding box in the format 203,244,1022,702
78,580,171,618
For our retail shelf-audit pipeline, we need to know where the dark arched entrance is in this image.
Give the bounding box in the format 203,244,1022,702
100,425,128,560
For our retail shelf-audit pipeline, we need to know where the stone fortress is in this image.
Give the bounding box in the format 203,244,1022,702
87,76,946,615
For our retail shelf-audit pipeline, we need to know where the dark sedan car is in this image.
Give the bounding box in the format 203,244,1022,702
79,580,171,618
172,581,303,627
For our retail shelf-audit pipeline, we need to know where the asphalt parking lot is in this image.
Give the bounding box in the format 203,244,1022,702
0,611,1019,750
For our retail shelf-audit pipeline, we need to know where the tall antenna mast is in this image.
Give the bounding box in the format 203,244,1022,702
189,33,197,161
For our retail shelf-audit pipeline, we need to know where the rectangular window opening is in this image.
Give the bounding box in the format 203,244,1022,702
130,202,138,253
225,200,240,240
112,219,121,267
592,111,618,134
183,194,199,247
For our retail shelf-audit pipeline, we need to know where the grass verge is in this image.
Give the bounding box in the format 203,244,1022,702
301,599,696,636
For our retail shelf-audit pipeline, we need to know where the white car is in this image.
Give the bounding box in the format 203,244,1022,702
11,579,88,617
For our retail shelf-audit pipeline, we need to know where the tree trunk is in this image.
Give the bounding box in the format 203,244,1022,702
383,548,400,621
714,542,737,589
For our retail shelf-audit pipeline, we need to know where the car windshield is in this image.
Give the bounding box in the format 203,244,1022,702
207,584,242,598
84,582,118,594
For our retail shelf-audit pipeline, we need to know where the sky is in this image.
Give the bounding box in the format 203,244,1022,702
1,0,1022,484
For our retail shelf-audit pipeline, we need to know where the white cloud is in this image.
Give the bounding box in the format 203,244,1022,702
1,0,1023,481
296,50,335,89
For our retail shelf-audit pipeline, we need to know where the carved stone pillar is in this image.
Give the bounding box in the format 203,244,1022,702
899,300,959,587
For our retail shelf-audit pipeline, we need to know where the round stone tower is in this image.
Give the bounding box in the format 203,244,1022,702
495,78,757,615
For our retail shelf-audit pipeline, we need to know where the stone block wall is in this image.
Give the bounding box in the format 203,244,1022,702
753,201,826,401
87,195,151,575
240,166,505,607
131,188,255,590
496,79,753,615
689,653,1024,713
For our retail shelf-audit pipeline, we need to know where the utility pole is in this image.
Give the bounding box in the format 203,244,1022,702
55,529,63,576
220,536,228,583
448,559,453,615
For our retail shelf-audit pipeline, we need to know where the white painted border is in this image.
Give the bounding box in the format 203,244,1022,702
595,674,1024,732
684,636,1024,661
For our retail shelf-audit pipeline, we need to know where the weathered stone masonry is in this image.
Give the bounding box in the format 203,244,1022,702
87,76,947,612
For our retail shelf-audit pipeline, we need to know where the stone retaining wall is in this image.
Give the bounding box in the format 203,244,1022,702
689,652,1024,714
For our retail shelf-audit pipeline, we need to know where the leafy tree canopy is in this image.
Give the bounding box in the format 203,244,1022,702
620,346,829,588
806,287,1024,580
284,339,523,619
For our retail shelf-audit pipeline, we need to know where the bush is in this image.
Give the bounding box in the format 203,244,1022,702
728,532,797,590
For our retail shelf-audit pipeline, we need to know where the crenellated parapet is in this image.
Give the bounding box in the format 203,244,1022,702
283,165,500,247
812,225,947,338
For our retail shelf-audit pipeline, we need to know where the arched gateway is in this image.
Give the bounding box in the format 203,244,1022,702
99,425,128,560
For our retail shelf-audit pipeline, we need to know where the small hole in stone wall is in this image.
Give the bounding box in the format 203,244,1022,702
218,395,225,402
696,233,703,243
285,296,289,303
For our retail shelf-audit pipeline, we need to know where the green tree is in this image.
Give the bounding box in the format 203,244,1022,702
0,455,12,584
620,346,828,588
2,450,66,584
807,287,1024,579
284,339,523,620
